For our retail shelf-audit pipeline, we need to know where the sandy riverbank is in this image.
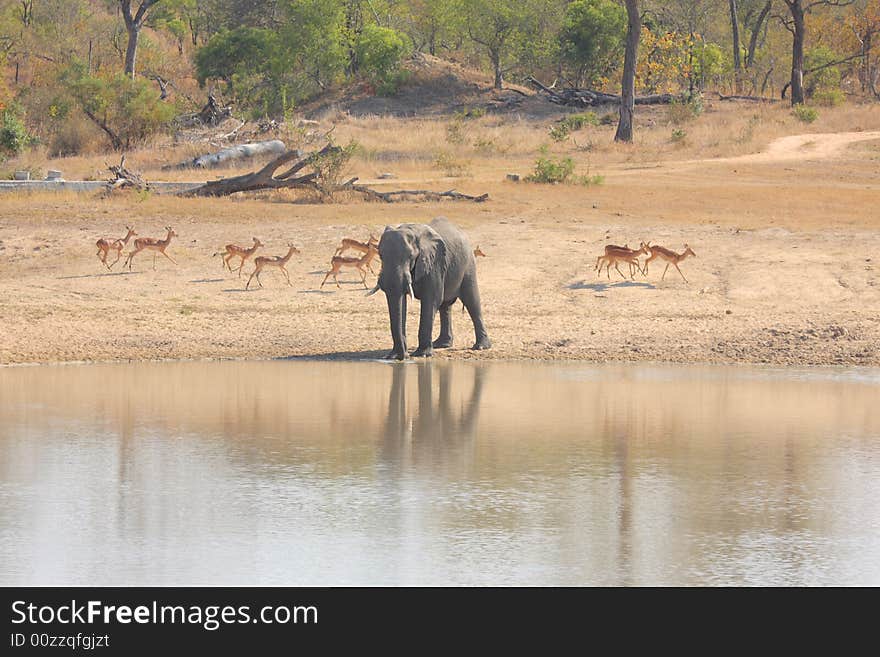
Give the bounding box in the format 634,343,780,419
1,129,878,367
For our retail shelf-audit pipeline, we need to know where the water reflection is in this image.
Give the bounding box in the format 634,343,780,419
0,361,878,585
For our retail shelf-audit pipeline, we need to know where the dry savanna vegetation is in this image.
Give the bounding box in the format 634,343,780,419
1,99,879,367
1,1,879,367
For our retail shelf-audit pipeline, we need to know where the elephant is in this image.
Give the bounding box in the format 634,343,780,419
367,217,491,360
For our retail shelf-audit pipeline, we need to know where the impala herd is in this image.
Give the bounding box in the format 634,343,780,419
94,225,695,287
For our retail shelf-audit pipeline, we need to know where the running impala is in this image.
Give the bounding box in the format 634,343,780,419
95,226,136,270
246,244,300,289
643,243,696,282
123,227,178,271
214,237,263,277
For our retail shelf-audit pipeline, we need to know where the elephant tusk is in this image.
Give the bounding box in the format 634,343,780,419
407,283,415,298
365,284,381,297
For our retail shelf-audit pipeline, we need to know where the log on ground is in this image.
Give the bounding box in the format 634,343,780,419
162,140,289,170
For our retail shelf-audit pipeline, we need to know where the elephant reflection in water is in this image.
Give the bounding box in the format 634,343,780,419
380,362,486,467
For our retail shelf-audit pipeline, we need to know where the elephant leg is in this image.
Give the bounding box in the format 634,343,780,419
433,300,455,348
459,276,491,351
412,296,438,358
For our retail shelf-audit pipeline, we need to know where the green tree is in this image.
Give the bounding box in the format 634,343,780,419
355,23,410,91
462,0,547,89
195,26,278,89
64,66,176,150
403,0,460,55
559,0,627,87
195,3,347,116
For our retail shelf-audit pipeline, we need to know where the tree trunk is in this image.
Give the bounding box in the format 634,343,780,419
124,24,139,77
491,49,503,89
788,2,806,105
120,1,160,78
615,0,640,143
747,1,772,69
729,0,742,93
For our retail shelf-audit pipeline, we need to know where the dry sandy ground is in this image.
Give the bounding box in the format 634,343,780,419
1,130,879,367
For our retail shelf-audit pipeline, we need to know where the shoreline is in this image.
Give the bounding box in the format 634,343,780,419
2,130,878,370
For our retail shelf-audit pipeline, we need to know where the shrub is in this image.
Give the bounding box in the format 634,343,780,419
666,95,703,125
561,112,599,130
792,105,819,123
312,140,360,196
549,124,571,142
0,106,36,158
63,68,176,150
527,152,575,183
356,25,410,92
805,46,841,99
550,112,599,142
472,137,496,154
737,114,761,144
455,107,486,120
671,128,687,143
49,115,102,156
446,118,468,145
527,146,603,185
433,150,471,177
812,89,844,107
599,112,616,125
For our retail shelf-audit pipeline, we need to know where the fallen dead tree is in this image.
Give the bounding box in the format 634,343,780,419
179,144,489,202
179,144,335,197
717,92,777,103
106,156,148,192
162,140,288,170
342,178,489,203
526,76,682,107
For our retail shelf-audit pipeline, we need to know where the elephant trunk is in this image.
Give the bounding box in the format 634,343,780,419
386,292,408,360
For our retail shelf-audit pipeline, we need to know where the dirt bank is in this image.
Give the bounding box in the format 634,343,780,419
1,130,878,367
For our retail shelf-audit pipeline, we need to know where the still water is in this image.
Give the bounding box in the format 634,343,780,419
1,360,879,586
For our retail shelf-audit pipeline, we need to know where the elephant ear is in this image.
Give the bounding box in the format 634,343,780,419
414,227,447,283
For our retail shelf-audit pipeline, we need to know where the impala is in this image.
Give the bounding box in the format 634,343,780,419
643,243,696,282
321,244,379,289
246,244,300,289
596,242,649,279
333,235,379,273
124,227,177,271
214,237,263,277
96,226,136,270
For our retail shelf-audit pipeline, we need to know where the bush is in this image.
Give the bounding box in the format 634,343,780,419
812,89,844,107
793,105,819,123
549,124,571,142
562,112,599,131
356,25,410,92
0,107,36,159
550,112,599,141
455,107,486,120
446,118,468,145
49,115,101,156
805,46,841,99
599,112,616,125
472,137,496,154
312,140,360,196
527,146,603,185
527,152,575,183
63,68,176,150
671,128,687,143
433,150,471,177
666,96,703,125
